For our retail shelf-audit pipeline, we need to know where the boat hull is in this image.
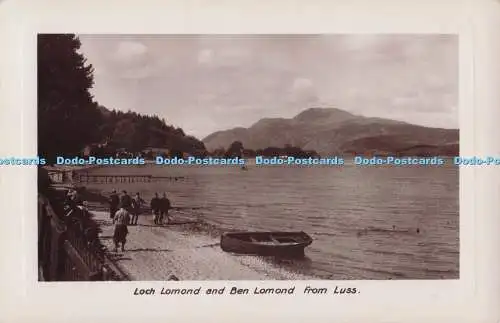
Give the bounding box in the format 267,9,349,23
220,231,312,258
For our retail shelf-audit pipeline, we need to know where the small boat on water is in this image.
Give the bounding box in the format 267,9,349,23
220,231,313,257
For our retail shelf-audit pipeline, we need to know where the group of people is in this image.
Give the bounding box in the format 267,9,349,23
108,190,172,252
150,192,171,225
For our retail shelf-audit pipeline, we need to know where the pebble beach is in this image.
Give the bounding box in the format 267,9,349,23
92,210,313,280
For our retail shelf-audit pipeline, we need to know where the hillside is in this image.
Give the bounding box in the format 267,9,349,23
93,106,207,156
202,108,459,156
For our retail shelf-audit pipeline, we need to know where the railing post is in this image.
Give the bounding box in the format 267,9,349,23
89,269,103,281
38,198,48,280
40,192,126,281
47,213,67,281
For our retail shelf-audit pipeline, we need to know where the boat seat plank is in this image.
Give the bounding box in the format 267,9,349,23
270,236,280,243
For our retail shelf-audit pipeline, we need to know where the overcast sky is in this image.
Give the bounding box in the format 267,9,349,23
78,34,458,139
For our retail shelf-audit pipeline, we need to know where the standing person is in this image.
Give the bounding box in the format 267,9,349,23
159,192,171,225
109,189,119,220
150,193,161,225
130,192,145,225
67,187,81,205
113,207,130,252
119,190,133,212
64,187,81,214
64,189,78,217
65,188,76,209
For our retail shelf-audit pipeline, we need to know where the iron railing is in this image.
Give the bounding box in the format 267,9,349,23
38,194,128,281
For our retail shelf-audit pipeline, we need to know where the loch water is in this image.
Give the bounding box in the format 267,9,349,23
86,162,459,280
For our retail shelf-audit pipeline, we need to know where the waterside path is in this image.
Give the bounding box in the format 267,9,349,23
92,210,311,281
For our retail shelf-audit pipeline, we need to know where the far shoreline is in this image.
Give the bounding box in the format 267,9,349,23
43,155,462,169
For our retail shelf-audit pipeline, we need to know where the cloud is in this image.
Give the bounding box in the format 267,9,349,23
341,35,381,52
292,78,313,91
197,47,251,67
391,90,455,112
120,65,155,79
117,57,173,80
288,77,318,105
112,41,148,63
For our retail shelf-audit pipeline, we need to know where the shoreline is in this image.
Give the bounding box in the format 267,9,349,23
80,185,314,281
44,164,102,172
90,208,313,281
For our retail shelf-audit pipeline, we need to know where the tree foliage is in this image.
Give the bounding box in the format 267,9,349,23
98,109,206,156
38,34,103,160
224,141,244,157
219,141,319,158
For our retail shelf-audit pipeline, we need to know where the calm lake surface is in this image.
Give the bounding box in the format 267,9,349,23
86,162,459,280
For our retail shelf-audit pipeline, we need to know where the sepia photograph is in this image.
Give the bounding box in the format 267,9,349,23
37,33,459,282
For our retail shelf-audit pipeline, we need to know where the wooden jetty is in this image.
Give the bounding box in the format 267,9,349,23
77,173,153,184
76,173,185,184
44,167,185,185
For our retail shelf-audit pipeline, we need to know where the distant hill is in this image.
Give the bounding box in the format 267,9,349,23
97,105,112,117
202,108,459,156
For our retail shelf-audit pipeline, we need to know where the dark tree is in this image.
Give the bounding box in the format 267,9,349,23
212,148,226,157
242,148,256,157
225,141,244,158
38,34,101,162
262,146,281,157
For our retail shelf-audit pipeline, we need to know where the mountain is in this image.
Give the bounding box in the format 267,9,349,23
202,108,459,156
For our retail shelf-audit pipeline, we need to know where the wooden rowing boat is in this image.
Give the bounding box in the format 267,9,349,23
220,231,313,257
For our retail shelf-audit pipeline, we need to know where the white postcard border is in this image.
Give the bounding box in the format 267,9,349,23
0,0,498,322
